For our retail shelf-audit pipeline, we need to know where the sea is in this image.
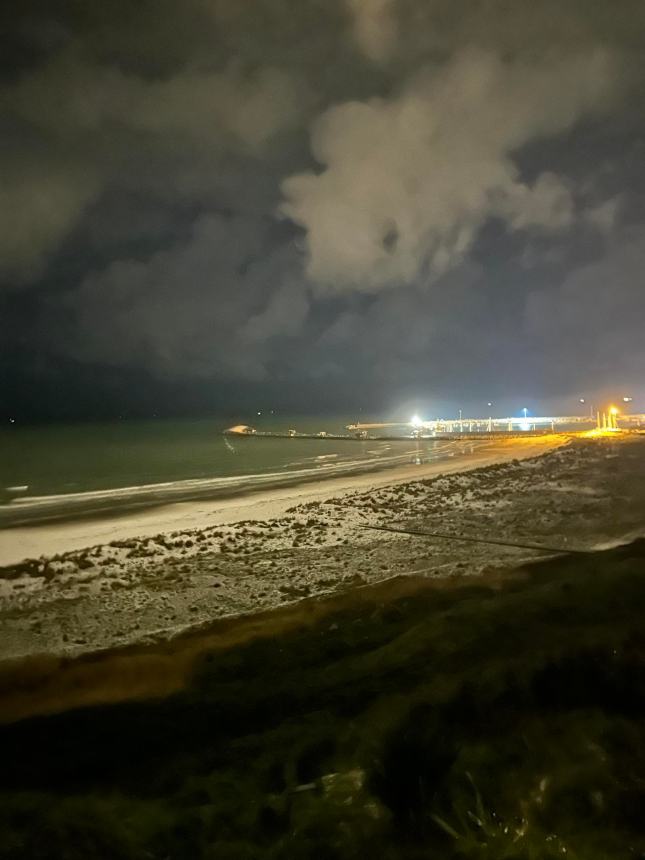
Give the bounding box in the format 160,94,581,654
0,415,481,527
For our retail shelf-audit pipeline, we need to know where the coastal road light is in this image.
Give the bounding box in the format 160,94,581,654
411,414,423,428
608,405,619,432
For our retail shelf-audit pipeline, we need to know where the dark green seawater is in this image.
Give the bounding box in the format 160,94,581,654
0,416,478,525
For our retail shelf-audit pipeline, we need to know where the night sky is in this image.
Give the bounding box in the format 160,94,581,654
2,1,645,421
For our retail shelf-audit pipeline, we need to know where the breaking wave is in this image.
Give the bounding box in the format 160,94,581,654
0,440,474,527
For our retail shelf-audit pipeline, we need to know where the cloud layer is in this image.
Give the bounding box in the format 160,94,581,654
281,50,614,292
2,0,645,416
346,0,398,62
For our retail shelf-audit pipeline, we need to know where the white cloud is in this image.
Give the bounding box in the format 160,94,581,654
502,172,574,232
585,196,621,233
281,49,616,293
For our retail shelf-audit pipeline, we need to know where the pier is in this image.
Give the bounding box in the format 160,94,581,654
346,415,592,435
224,412,644,440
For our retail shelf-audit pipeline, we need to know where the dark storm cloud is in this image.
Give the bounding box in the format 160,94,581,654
525,226,645,390
2,0,645,416
65,212,308,380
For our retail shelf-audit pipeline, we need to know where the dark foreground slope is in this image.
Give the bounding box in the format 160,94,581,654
2,540,645,859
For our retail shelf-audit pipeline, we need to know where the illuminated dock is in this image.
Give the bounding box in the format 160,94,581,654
346,415,594,435
223,410,643,440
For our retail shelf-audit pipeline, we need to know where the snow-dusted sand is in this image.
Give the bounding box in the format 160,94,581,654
1,434,594,661
8,433,645,664
0,435,562,566
3,434,645,725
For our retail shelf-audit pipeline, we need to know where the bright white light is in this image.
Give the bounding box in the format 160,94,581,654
519,421,531,431
410,414,423,427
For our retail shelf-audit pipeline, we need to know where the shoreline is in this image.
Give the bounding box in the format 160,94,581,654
0,438,471,529
2,435,645,667
0,435,563,566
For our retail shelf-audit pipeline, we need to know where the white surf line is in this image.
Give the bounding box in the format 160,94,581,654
1,439,475,521
0,437,561,566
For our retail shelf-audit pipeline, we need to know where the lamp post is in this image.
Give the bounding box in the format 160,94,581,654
609,406,618,431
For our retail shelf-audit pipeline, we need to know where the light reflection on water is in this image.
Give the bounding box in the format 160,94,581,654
0,416,487,504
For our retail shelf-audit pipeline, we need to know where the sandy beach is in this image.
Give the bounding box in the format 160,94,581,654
3,434,645,665
0,435,561,566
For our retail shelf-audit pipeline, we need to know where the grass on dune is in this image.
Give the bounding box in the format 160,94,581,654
1,540,645,859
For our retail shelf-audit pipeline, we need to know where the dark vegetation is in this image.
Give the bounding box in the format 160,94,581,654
2,540,645,859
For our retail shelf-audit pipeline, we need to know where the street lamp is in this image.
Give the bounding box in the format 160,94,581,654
608,405,619,431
